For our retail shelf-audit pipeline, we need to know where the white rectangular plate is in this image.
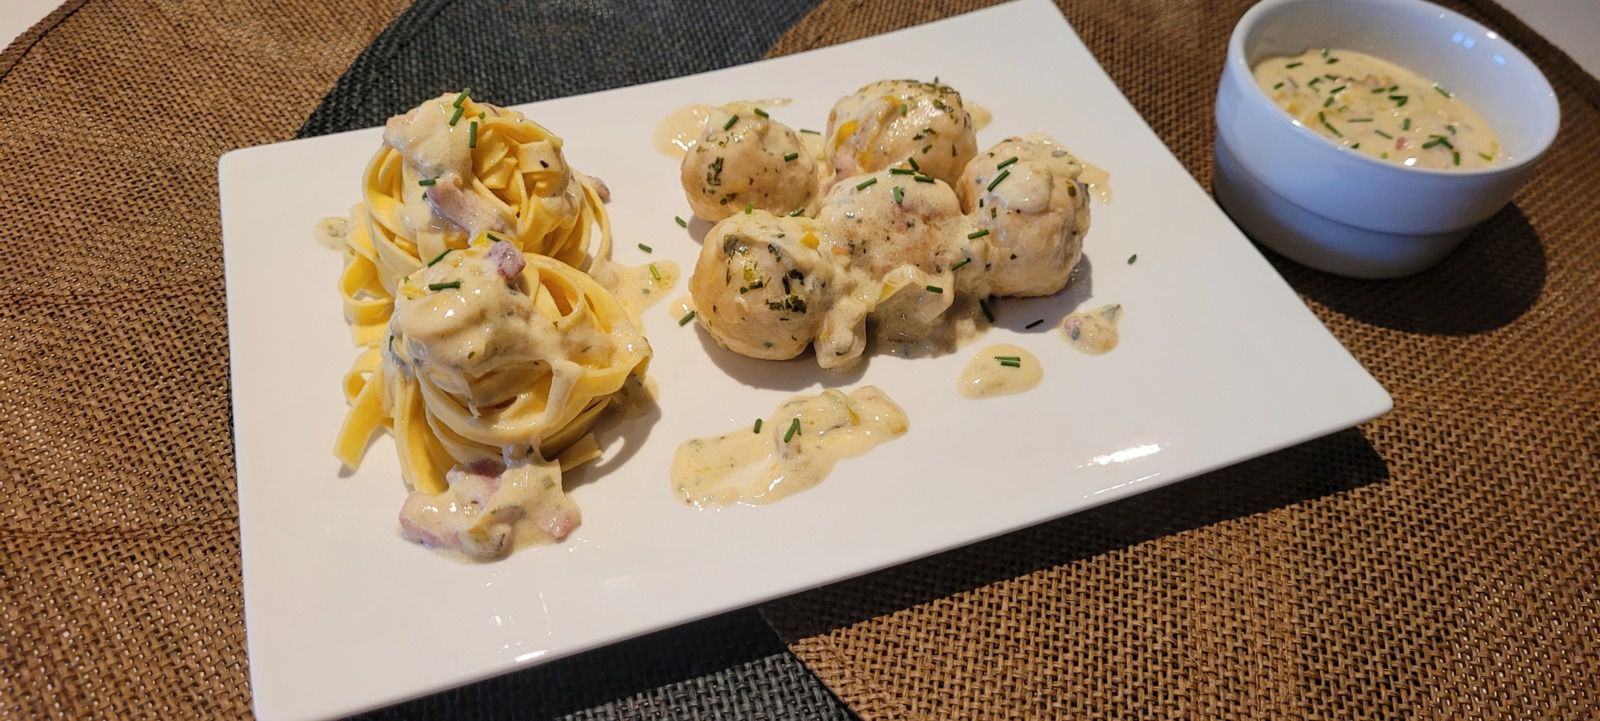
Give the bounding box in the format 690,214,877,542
221,1,1389,718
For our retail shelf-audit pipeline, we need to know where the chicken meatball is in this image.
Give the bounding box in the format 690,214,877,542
957,137,1090,297
681,103,818,221
815,169,965,280
824,79,978,191
689,212,841,360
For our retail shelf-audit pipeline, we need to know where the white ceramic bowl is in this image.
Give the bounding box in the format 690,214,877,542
1214,0,1559,278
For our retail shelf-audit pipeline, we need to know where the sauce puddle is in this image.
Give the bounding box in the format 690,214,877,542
1061,304,1122,355
958,343,1042,399
670,386,908,507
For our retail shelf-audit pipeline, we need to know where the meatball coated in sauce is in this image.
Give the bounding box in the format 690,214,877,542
824,80,978,191
815,169,966,281
689,212,841,360
680,103,819,221
958,137,1090,297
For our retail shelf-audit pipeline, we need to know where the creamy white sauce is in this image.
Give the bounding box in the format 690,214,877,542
1078,160,1112,204
398,457,578,562
654,98,798,158
1061,303,1121,355
958,343,1041,398
590,258,680,317
313,216,348,250
670,386,907,507
967,101,993,131
1254,48,1500,169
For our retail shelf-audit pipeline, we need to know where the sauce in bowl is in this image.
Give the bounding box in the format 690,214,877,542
1254,48,1500,170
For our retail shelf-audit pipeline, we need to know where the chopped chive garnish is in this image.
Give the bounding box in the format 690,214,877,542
649,263,661,281
889,168,915,175
892,185,904,205
1446,124,1457,135
1323,96,1335,108
1422,136,1454,150
427,281,461,291
951,257,972,271
921,144,932,154
1374,129,1393,139
1318,112,1342,137
452,88,471,107
1478,152,1493,161
788,207,806,217
799,128,820,134
1286,62,1303,68
994,355,1021,362
986,169,1011,191
1452,151,1461,166
908,157,921,172
468,120,478,148
1326,57,1339,64
1403,118,1412,131
449,104,464,126
1127,253,1138,265
752,418,762,434
753,107,769,118
1348,118,1373,123
1329,85,1346,94
1390,94,1409,107
418,177,437,186
924,285,944,294
996,156,1019,170
855,177,877,190
674,215,687,228
998,359,1022,368
1381,152,1389,159
1371,86,1388,94
1273,82,1285,90
426,249,451,267
1433,83,1452,98
486,232,504,243
913,174,935,183
784,418,801,443
979,298,995,323
678,310,696,326
1025,319,1044,329
744,202,754,215
1309,78,1323,88
967,229,990,240
723,114,739,130
783,152,799,162
1350,142,1360,149
637,243,653,253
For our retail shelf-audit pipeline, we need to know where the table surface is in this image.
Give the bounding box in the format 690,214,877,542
8,0,1600,75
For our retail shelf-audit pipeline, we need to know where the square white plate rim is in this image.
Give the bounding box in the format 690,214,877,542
220,1,1391,719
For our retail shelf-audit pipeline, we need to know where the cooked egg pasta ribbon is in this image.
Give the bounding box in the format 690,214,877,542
337,91,612,347
334,237,650,495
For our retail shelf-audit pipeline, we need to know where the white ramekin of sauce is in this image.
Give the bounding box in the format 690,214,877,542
1214,0,1558,278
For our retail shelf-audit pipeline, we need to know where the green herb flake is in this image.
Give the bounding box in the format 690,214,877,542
1127,253,1138,265
799,128,820,135
924,285,944,294
1286,61,1304,68
638,243,653,253
967,229,990,240
649,263,662,281
426,249,451,267
674,215,688,228
418,177,438,186
1329,85,1346,94
452,88,472,107
1025,319,1044,329
788,207,805,217
427,280,461,292
752,418,763,434
784,418,802,443
1433,83,1452,98
998,359,1022,368
1453,150,1461,166
744,202,754,215
1478,152,1494,161
855,177,878,191
890,168,915,175
1323,96,1335,108
1375,129,1394,139
753,107,769,118
1347,118,1373,123
996,156,1019,170
1403,118,1412,131
1390,94,1409,107
1273,82,1285,90
979,298,995,323
892,185,904,205
678,310,697,326
908,157,921,172
783,152,799,162
723,114,739,130
468,120,479,149
986,169,1011,192
913,174,935,184
951,257,972,271
449,104,465,126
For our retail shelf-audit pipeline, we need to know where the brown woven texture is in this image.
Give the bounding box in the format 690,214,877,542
0,1,409,718
762,1,1600,719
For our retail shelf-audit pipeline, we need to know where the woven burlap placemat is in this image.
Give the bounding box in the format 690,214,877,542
2,0,1596,718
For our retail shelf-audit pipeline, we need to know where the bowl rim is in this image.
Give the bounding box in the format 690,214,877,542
1225,0,1560,179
